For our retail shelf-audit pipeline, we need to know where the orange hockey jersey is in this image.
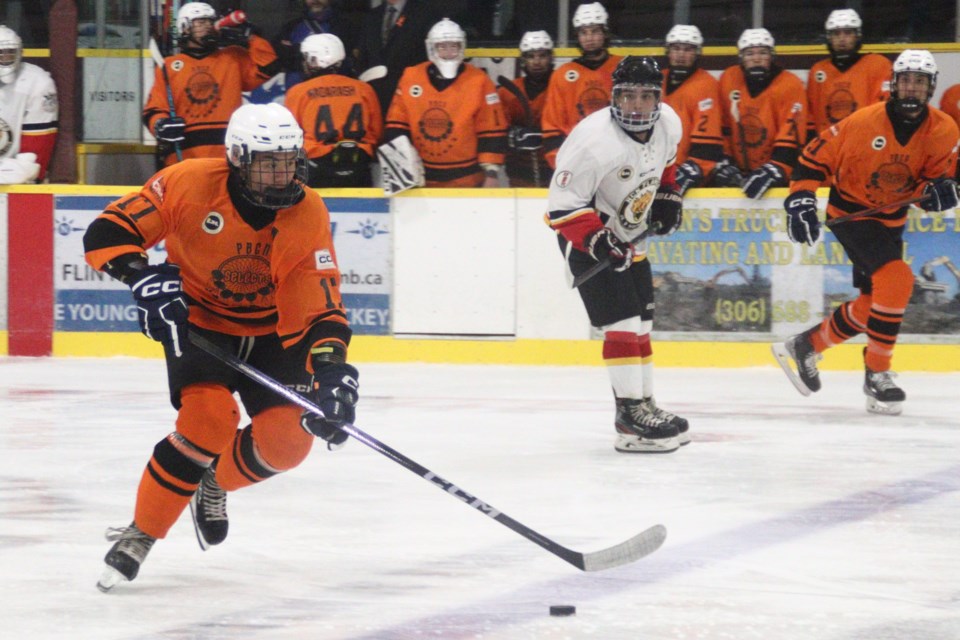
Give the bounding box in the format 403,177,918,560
143,36,279,167
939,83,960,130
791,101,959,228
662,67,724,177
719,66,807,175
806,53,891,140
497,74,551,187
541,55,622,168
285,73,383,160
84,158,348,349
385,61,506,186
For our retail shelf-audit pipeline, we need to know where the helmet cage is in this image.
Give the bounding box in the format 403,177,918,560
177,2,218,50
0,25,22,84
426,18,466,80
611,83,662,133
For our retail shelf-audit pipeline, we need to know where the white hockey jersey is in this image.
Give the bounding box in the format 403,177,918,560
0,62,58,160
547,104,681,255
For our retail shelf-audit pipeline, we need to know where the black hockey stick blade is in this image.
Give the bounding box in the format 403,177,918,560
571,223,660,289
187,332,667,571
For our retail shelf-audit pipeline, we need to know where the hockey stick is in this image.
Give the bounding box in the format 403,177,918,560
497,75,543,187
358,65,387,83
823,194,924,228
148,38,183,162
570,222,662,289
187,331,667,571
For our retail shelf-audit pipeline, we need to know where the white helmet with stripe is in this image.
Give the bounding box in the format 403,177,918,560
825,9,862,32
665,24,703,50
572,2,608,28
177,2,217,37
737,28,774,52
519,30,554,53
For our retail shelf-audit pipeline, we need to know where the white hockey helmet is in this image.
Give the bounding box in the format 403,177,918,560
301,33,345,74
0,25,23,85
665,24,703,50
737,28,775,53
825,9,862,32
225,104,307,210
425,18,466,80
891,49,938,113
519,30,554,53
177,2,217,38
572,2,609,28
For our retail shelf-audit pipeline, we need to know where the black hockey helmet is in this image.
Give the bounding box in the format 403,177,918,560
611,56,663,133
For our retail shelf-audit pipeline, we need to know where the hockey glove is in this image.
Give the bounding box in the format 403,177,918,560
784,190,820,246
0,153,41,184
301,363,359,450
712,157,745,187
919,178,959,211
674,160,703,195
154,117,186,143
129,264,189,356
742,162,785,199
507,126,543,151
650,187,683,236
586,228,634,272
218,24,253,48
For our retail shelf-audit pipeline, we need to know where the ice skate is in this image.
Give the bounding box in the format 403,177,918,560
643,397,690,445
97,522,156,592
864,368,905,416
771,330,822,396
614,398,680,453
189,464,228,550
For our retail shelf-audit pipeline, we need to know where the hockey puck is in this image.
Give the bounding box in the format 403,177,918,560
549,605,576,617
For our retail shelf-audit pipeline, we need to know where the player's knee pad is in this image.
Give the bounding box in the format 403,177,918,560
250,405,314,471
175,383,241,455
871,260,913,307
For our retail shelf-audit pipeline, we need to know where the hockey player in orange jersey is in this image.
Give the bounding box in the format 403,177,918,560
716,28,807,199
497,30,554,187
938,82,960,131
806,9,891,142
285,33,383,187
87,104,359,591
660,24,723,194
384,18,506,188
143,2,280,167
541,2,623,169
772,50,959,416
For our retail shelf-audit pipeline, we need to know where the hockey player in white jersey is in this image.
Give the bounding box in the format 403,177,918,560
547,56,689,453
0,25,58,184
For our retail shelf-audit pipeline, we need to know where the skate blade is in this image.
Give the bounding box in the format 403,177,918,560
866,397,903,416
770,343,812,397
97,566,126,593
614,434,680,453
677,431,691,446
188,496,212,551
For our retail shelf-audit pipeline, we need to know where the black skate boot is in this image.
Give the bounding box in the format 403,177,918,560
771,328,822,396
189,464,228,550
97,522,156,592
614,398,680,453
864,367,906,416
643,397,690,445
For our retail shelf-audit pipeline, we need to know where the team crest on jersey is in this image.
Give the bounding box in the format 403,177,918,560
576,87,609,119
554,170,573,188
740,111,767,149
171,60,184,72
0,119,12,156
150,176,165,202
212,253,274,303
419,107,453,142
617,176,660,230
617,167,633,181
203,212,224,234
865,161,914,204
565,69,579,82
184,70,221,118
827,90,857,123
815,70,827,83
409,85,423,97
871,136,886,150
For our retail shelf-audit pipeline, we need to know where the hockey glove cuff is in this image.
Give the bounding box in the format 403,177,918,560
508,126,543,151
743,162,785,199
784,190,820,246
129,264,189,356
155,117,187,143
674,160,703,195
586,228,634,272
650,187,683,236
919,178,959,212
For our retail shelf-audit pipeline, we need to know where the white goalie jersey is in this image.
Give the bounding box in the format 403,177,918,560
547,104,682,255
0,62,58,161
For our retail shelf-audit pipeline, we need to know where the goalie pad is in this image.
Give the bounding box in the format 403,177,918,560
377,135,425,196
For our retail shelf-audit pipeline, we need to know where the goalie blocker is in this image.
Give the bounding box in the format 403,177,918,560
377,135,425,196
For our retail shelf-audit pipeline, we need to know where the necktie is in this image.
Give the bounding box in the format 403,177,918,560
382,6,397,44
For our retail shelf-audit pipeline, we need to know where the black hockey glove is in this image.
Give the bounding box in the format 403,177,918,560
784,190,820,246
742,162,785,199
301,363,359,450
674,160,703,195
154,117,186,143
650,187,683,235
712,157,745,187
585,228,634,272
128,264,189,356
218,24,253,48
919,178,959,211
507,126,543,151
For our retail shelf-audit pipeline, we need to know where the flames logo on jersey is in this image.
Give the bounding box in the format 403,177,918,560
617,176,660,230
826,88,857,124
184,70,222,118
865,160,915,205
0,119,12,156
576,86,609,119
418,107,453,143
210,254,275,304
